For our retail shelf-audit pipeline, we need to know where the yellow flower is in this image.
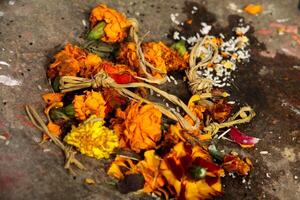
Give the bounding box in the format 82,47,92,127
89,4,131,43
73,91,106,121
64,115,118,159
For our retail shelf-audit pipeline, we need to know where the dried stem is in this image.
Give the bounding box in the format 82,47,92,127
25,105,86,174
128,18,167,84
60,72,199,131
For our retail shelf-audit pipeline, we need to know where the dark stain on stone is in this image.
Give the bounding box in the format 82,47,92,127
167,2,300,199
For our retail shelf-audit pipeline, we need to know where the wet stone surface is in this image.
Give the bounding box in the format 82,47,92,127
0,0,299,199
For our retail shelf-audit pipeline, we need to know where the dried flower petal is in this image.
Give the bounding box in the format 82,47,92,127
244,4,263,15
210,100,232,123
229,127,259,148
43,121,61,141
102,88,127,114
64,115,118,159
117,42,140,70
223,154,252,175
42,93,64,105
107,156,137,180
135,150,166,193
89,4,131,43
79,53,102,78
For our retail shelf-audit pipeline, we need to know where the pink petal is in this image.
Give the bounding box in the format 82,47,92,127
229,127,260,145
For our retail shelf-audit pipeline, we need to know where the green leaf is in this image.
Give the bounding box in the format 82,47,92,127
51,76,61,92
208,144,224,162
87,22,106,40
171,40,187,56
49,108,69,122
62,104,75,117
189,165,207,180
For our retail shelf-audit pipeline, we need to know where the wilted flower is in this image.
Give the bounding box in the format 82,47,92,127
160,142,224,199
89,4,132,43
143,42,187,73
117,42,188,78
107,156,137,180
107,150,168,197
47,43,87,79
210,100,232,123
73,91,106,121
222,154,252,176
64,115,118,159
111,102,162,152
79,53,102,78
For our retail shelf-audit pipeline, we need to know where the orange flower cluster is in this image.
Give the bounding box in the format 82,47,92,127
108,142,227,199
111,102,162,153
89,4,132,43
117,42,188,78
47,44,102,79
143,42,188,72
48,44,138,84
38,4,257,199
73,91,106,121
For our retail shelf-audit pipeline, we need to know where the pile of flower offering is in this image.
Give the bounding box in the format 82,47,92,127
26,4,260,200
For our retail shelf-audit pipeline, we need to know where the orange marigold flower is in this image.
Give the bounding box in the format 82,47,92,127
47,43,87,79
117,42,140,71
89,4,131,43
222,154,252,176
160,142,224,199
111,102,162,153
73,91,106,121
142,42,188,73
42,93,64,105
79,53,102,78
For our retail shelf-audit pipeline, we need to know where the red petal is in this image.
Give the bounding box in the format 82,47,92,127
229,127,260,146
110,73,136,84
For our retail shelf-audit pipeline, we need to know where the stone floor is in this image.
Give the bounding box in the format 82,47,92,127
0,0,299,199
